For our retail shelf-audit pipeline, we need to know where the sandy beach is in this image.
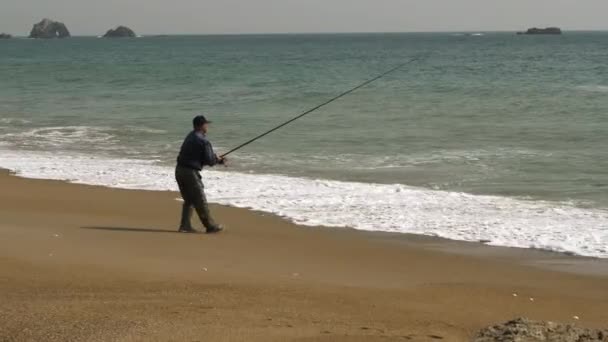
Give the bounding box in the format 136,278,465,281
1,169,607,342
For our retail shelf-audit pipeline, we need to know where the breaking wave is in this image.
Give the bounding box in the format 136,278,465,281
1,149,607,258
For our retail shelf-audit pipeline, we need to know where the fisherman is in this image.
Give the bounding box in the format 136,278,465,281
175,115,225,234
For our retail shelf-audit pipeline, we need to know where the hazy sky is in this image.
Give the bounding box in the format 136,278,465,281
1,0,606,35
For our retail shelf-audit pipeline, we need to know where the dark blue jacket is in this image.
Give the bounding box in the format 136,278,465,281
176,131,219,171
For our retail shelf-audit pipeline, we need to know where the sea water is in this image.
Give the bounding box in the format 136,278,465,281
1,33,607,257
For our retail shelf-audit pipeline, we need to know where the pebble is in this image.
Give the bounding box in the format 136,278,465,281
529,298,535,302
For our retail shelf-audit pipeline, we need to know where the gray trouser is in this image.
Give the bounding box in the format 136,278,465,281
175,165,217,230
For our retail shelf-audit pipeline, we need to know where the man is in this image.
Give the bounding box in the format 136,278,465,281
175,115,226,234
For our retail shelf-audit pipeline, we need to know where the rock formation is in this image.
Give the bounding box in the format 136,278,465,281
517,27,562,35
0,33,12,39
474,318,608,342
29,19,70,38
103,26,136,38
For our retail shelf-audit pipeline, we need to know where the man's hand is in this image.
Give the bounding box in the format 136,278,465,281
217,156,228,166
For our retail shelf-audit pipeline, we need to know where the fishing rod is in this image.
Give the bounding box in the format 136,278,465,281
220,56,424,158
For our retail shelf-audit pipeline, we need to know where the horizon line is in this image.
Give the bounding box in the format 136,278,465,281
4,29,608,38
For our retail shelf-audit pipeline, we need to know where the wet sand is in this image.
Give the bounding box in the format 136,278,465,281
1,170,607,341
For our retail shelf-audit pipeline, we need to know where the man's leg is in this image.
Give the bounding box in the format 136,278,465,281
175,166,196,232
191,175,221,232
179,201,194,231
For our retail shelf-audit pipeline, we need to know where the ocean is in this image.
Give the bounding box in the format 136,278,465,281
1,32,607,257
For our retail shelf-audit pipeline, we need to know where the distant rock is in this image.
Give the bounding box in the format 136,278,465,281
474,318,608,342
29,18,70,39
103,26,136,38
517,27,562,35
0,33,12,39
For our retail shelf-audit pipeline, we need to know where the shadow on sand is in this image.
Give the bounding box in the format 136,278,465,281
80,226,179,234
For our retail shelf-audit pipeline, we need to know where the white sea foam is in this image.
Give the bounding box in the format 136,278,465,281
1,149,607,258
123,126,168,134
0,118,32,125
576,85,608,93
0,125,167,152
0,126,116,149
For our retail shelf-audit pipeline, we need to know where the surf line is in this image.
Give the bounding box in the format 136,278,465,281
220,55,427,158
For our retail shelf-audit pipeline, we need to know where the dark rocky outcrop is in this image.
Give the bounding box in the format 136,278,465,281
29,18,70,38
0,33,12,39
103,26,136,38
474,318,608,342
517,27,562,35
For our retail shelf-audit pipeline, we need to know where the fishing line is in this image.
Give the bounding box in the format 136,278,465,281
221,55,426,158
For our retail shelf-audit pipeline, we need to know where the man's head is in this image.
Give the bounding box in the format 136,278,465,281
193,115,212,134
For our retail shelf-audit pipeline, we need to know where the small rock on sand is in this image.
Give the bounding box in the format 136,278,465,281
474,317,608,342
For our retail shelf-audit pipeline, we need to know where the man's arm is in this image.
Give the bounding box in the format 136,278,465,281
202,140,225,167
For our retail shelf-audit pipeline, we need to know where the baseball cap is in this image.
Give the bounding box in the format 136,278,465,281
193,115,212,127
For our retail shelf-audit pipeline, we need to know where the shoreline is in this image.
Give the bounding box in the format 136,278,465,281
1,169,608,341
2,167,608,273
1,148,607,260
